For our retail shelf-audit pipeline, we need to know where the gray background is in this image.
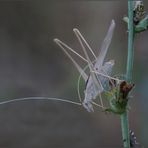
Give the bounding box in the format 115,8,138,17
0,1,148,148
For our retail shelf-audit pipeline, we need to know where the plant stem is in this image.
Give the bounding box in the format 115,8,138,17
120,111,130,148
121,1,134,148
126,0,134,82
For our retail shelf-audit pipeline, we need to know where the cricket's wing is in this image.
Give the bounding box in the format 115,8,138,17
83,75,103,112
54,39,88,82
94,20,115,70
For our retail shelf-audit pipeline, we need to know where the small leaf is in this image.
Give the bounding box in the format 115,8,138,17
123,16,129,24
135,15,148,33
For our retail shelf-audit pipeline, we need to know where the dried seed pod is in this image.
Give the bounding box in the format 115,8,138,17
133,1,145,25
119,81,135,99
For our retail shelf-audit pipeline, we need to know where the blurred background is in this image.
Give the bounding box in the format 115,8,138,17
0,1,147,148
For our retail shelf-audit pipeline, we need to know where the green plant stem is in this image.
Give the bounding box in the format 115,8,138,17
126,0,134,82
120,111,130,148
121,1,134,148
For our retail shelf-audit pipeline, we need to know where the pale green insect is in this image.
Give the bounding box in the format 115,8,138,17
54,20,120,112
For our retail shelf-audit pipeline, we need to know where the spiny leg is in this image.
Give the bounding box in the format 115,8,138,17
54,38,88,81
73,28,97,60
54,39,88,62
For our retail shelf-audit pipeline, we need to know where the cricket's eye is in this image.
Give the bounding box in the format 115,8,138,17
96,68,98,71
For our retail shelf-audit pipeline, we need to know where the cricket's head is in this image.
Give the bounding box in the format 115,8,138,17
103,59,115,71
105,59,115,66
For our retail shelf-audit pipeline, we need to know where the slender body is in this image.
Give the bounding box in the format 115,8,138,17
54,20,116,112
